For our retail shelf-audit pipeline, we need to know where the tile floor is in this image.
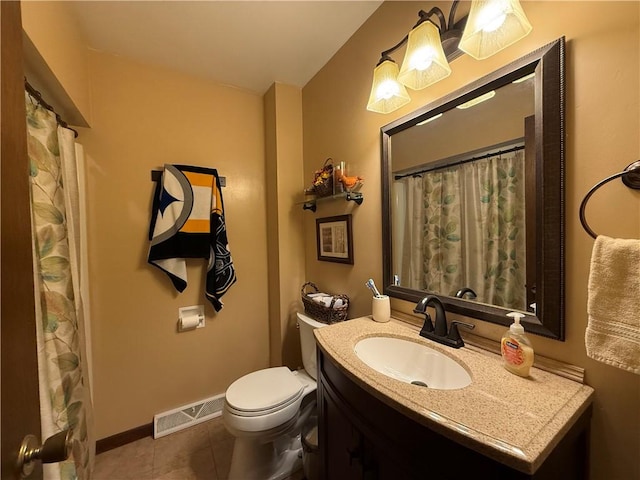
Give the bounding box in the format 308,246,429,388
93,416,306,480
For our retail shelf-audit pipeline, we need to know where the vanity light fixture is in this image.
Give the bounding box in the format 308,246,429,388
459,0,533,60
366,0,532,114
455,90,496,109
397,19,452,90
416,113,443,126
366,57,411,114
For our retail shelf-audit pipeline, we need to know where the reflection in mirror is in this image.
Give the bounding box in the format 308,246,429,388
381,38,565,339
392,76,534,312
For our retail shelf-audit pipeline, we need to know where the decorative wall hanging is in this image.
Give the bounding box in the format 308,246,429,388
316,215,354,264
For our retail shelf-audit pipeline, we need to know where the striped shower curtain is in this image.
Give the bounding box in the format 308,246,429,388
26,93,95,480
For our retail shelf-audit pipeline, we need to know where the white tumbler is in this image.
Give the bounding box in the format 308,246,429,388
372,295,390,323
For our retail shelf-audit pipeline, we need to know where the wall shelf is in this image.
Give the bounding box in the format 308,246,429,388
302,191,363,212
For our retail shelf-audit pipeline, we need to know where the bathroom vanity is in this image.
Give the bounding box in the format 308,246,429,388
315,317,593,479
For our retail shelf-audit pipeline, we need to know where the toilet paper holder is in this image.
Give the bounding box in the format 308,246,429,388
178,305,205,331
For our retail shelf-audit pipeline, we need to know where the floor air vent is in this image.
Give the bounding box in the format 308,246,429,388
153,393,225,438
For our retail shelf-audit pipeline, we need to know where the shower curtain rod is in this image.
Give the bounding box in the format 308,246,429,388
24,78,78,138
394,142,525,180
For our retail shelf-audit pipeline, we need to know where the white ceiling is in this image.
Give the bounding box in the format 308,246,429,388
70,1,383,94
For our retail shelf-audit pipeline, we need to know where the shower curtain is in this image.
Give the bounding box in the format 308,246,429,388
26,93,95,480
398,149,527,310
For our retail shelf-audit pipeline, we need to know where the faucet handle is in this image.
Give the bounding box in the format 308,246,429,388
447,321,475,347
418,312,434,335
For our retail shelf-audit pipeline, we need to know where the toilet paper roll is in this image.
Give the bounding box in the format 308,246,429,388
179,314,201,331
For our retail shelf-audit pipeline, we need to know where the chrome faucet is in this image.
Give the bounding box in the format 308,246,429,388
413,295,475,348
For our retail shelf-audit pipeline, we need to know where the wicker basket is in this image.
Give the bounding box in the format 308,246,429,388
312,158,334,198
301,282,349,324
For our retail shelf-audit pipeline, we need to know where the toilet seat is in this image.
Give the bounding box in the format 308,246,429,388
225,367,304,417
226,389,303,417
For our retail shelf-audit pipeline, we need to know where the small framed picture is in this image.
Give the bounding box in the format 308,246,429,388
316,214,353,264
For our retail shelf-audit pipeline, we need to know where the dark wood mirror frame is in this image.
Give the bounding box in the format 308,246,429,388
381,37,565,340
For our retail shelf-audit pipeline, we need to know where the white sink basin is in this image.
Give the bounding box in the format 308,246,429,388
354,337,472,390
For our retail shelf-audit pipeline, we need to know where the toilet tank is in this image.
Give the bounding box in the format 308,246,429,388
297,312,327,380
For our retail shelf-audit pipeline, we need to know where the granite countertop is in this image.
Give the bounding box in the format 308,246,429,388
314,316,594,474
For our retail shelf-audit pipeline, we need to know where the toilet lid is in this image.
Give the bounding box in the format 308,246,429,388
226,367,304,413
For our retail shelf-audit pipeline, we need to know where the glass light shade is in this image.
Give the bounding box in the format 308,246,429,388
398,20,451,90
366,59,411,114
459,0,533,60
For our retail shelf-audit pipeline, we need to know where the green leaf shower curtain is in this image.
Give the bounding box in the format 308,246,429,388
397,149,527,310
400,168,464,294
465,150,527,309
26,94,94,480
397,176,426,289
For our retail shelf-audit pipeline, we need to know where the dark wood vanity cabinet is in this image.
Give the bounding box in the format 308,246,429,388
317,348,591,480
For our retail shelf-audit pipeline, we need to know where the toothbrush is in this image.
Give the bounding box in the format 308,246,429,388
365,278,382,298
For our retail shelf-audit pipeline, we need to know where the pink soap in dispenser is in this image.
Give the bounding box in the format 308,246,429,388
501,312,534,377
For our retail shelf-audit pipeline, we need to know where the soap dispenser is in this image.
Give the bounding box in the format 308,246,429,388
501,312,534,377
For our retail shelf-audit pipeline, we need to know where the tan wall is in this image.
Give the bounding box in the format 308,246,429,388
79,50,269,439
392,79,534,171
302,2,639,479
264,83,306,368
21,0,91,125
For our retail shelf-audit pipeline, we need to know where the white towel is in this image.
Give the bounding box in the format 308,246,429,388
308,293,328,298
311,295,344,309
585,235,640,375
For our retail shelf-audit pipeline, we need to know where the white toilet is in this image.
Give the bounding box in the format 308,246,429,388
223,312,326,480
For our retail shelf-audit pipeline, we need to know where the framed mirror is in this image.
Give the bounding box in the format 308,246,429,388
381,37,565,339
